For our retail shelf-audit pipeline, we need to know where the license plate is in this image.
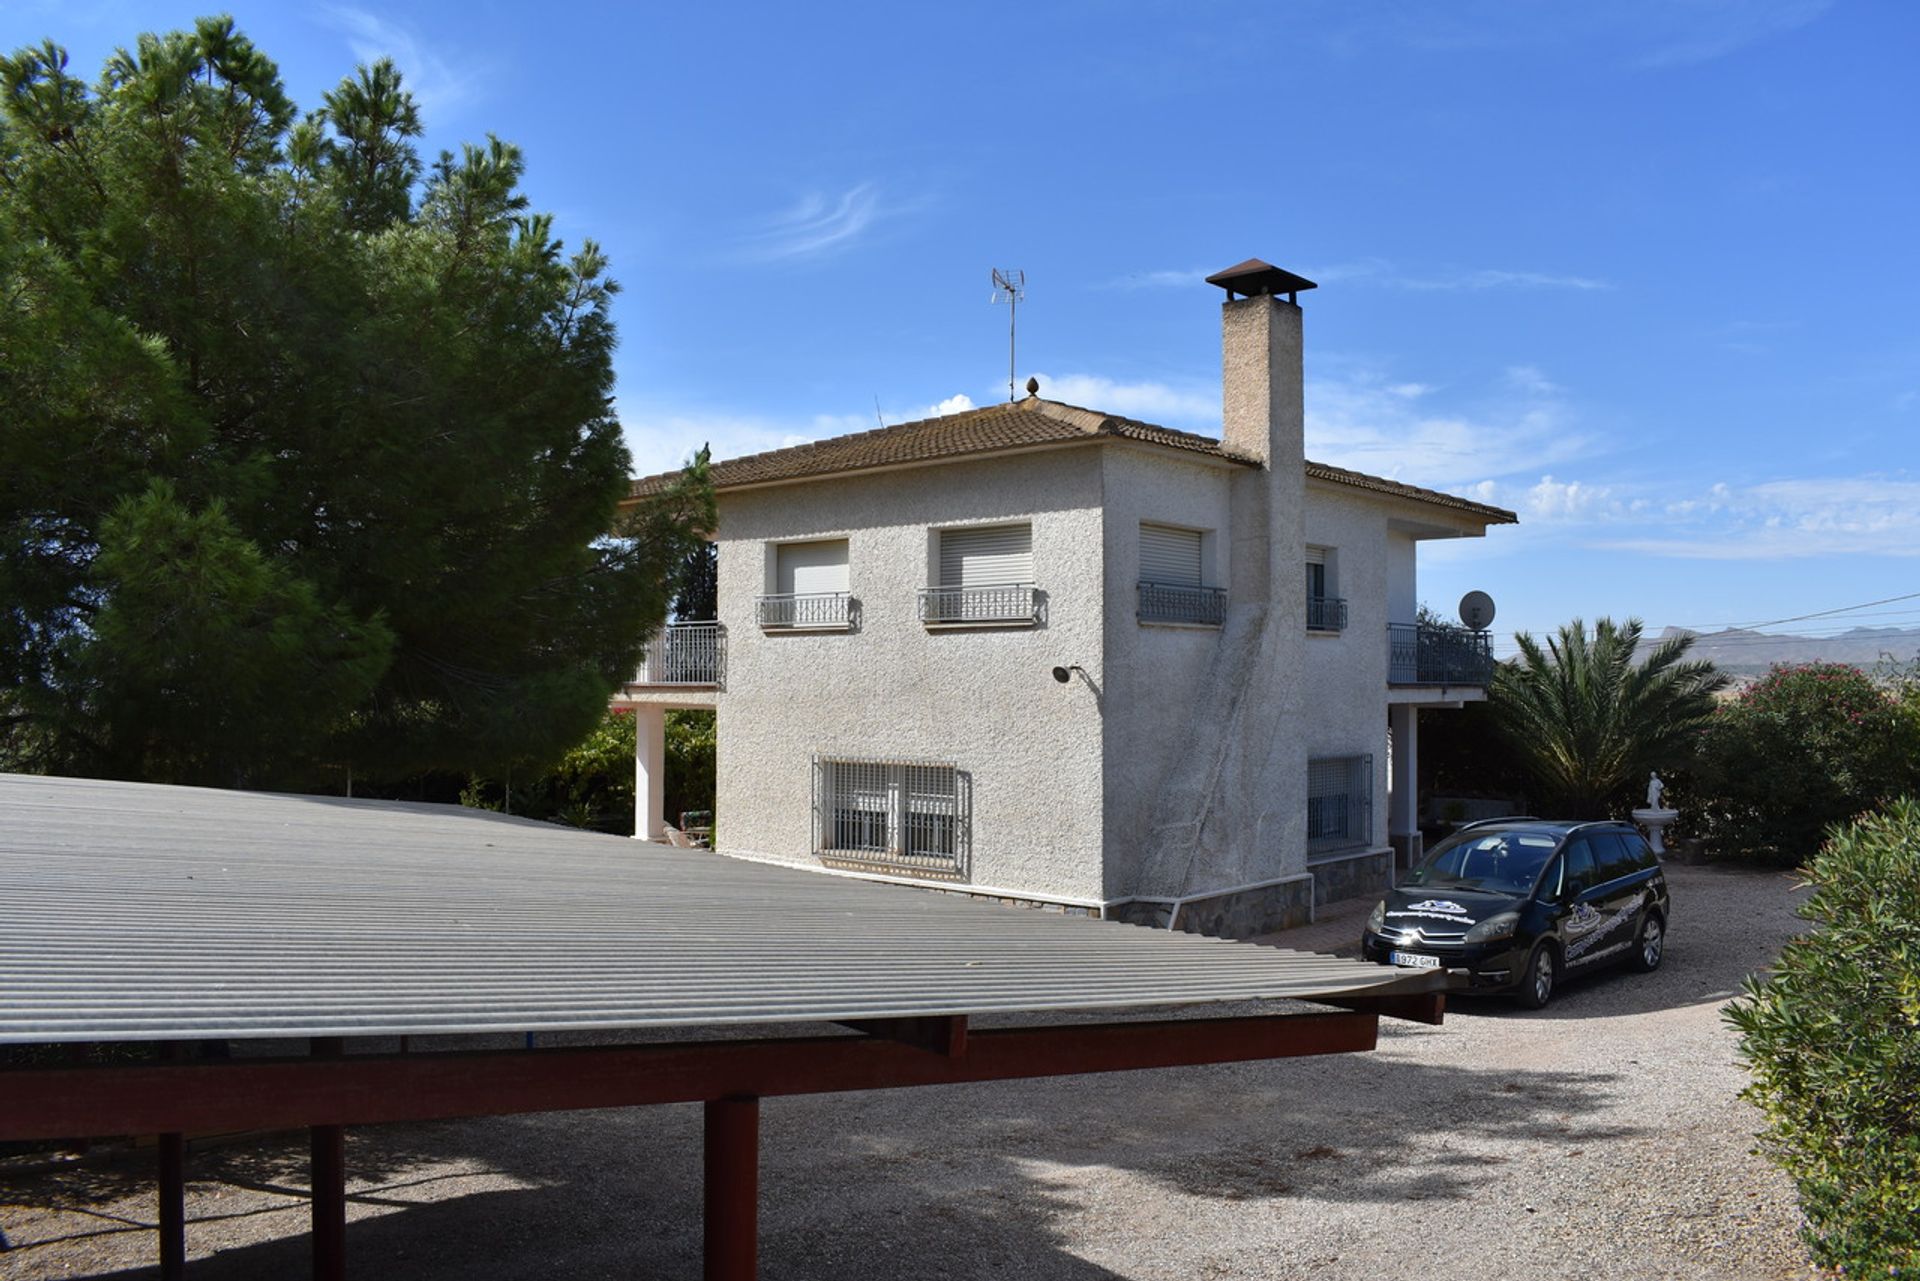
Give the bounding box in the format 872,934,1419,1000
1389,950,1441,970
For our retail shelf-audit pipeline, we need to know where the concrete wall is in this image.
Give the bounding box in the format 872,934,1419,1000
710,447,1110,902
1386,531,1418,625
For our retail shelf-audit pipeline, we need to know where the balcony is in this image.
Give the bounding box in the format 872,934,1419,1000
1387,622,1494,687
756,592,854,630
918,583,1038,626
1138,581,1227,626
1307,594,1348,633
636,621,726,687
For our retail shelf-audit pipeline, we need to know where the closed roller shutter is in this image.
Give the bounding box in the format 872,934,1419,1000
1140,524,1203,587
776,539,850,595
938,524,1032,587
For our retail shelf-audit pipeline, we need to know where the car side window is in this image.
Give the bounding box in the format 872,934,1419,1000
1562,839,1598,896
1625,832,1659,869
1594,833,1640,883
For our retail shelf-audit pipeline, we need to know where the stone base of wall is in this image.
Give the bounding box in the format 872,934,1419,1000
1309,848,1394,908
926,886,1102,918
1109,877,1313,939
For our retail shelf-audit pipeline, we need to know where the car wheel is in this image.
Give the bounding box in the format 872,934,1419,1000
1515,942,1558,1010
1628,911,1665,973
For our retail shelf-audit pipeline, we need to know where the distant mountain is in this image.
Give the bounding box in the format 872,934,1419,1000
1635,625,1920,678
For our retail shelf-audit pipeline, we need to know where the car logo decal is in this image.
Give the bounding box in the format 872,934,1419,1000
1408,900,1466,915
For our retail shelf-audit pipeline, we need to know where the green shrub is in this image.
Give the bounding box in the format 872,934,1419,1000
460,708,716,835
1726,798,1920,1277
1695,664,1918,866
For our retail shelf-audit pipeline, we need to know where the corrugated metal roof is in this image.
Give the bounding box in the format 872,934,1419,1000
0,774,1435,1044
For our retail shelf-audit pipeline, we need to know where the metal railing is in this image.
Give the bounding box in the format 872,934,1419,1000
755,592,853,629
1138,581,1227,625
1307,594,1348,632
918,583,1038,625
636,621,726,686
1387,622,1494,686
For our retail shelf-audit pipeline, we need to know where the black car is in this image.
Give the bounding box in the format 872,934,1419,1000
1359,819,1670,1008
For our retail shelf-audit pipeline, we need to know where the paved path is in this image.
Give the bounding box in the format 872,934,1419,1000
1,864,1820,1280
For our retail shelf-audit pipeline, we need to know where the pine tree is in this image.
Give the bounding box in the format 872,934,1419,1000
0,19,711,787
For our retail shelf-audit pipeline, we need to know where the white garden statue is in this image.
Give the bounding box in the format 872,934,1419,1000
1633,771,1679,855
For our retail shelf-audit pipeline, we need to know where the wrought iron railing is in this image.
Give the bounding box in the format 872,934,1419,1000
636,621,726,686
755,592,853,629
917,583,1037,625
1307,594,1348,632
1137,581,1227,625
1387,622,1494,686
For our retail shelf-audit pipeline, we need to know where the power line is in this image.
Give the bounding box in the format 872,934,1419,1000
1728,590,1920,632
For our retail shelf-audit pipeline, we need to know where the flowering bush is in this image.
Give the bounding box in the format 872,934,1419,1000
1694,663,1920,866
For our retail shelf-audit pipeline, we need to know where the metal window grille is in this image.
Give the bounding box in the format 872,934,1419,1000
1306,594,1348,632
1386,622,1494,685
813,756,968,878
918,583,1037,624
756,592,853,628
1307,755,1373,859
1137,582,1228,625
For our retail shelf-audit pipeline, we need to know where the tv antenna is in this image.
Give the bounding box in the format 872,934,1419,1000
991,268,1025,402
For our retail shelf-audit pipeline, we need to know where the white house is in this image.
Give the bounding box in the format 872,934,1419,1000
617,259,1516,935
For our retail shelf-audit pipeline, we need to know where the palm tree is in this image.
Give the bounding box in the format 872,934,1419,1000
1490,617,1726,818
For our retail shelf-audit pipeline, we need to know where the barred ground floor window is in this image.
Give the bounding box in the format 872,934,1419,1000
814,757,969,878
1307,754,1373,859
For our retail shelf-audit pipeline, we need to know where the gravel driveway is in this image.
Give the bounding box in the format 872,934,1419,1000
1,863,1821,1280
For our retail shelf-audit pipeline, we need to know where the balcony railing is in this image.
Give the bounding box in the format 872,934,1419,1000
1307,594,1348,633
756,592,853,630
1387,622,1494,687
636,621,726,686
918,583,1038,625
1138,581,1227,626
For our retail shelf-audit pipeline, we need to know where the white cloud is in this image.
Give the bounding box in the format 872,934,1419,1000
1597,475,1920,559
738,183,889,262
1303,364,1593,492
931,393,974,416
1029,373,1217,426
1305,257,1609,292
1634,0,1835,68
322,7,475,118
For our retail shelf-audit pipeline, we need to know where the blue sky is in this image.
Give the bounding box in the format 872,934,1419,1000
9,1,1917,649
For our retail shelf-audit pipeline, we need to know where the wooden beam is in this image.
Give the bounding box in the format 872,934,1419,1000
834,1015,967,1057
0,1011,1377,1141
703,1097,758,1281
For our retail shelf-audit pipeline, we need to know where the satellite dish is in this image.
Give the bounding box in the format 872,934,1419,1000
1459,591,1496,631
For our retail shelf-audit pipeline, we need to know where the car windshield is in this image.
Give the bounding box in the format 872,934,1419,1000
1405,830,1561,895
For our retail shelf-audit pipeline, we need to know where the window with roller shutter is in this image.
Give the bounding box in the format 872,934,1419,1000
921,524,1037,625
757,539,853,628
1138,523,1225,625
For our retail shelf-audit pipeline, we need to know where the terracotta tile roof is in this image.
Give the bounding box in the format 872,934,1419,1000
1303,461,1517,524
626,394,1517,525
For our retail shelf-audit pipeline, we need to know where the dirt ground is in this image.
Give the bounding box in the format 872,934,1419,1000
0,863,1821,1280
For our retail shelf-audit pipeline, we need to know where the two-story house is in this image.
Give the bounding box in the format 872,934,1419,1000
617,259,1516,936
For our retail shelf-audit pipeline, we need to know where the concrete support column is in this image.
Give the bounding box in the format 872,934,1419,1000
1388,704,1421,871
633,705,667,841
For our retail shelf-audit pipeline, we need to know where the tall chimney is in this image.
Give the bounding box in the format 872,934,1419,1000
1207,258,1315,605
1208,258,1313,467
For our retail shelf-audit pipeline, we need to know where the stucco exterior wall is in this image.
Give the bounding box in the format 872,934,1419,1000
1386,532,1417,625
710,447,1109,902
1303,482,1398,867
1097,445,1239,896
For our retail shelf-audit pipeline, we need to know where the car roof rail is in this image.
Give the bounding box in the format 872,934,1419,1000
1457,814,1541,830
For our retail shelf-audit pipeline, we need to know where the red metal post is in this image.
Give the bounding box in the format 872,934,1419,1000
157,1132,186,1280
310,1037,346,1281
703,1095,759,1281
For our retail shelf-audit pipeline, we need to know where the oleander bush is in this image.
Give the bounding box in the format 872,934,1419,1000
1695,664,1920,866
1726,799,1920,1278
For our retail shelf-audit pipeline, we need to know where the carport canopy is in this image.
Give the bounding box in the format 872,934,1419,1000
0,773,1444,1280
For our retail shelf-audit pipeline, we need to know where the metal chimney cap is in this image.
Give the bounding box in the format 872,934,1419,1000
1204,258,1318,301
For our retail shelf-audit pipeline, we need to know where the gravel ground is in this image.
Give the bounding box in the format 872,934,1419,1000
1,862,1822,1280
